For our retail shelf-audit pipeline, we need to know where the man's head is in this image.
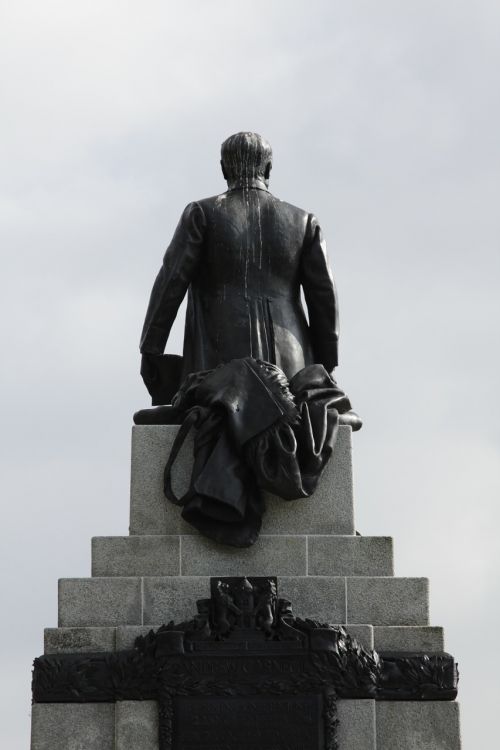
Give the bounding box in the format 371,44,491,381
220,132,273,188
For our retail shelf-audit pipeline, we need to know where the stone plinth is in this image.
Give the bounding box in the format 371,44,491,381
130,424,355,535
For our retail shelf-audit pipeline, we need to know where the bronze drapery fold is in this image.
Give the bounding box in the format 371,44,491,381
163,358,355,547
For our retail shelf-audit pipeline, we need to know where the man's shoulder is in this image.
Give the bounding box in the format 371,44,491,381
187,191,313,231
192,192,230,210
266,195,315,236
272,195,311,220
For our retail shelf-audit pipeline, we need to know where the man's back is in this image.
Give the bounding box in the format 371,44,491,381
184,187,313,376
140,132,339,394
197,187,309,300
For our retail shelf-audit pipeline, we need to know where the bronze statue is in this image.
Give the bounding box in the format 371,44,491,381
140,132,340,402
136,133,361,547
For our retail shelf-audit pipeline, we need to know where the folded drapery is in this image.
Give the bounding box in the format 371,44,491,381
162,358,357,547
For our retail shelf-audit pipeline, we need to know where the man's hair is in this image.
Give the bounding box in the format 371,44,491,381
221,132,273,181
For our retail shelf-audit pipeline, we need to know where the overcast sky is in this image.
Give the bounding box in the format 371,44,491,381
1,1,499,747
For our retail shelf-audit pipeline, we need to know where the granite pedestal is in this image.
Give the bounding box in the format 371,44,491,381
31,425,461,749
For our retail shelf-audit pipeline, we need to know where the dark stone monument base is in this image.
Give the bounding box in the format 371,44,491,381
32,578,458,750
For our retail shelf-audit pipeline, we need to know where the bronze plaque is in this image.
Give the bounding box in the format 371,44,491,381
174,693,324,750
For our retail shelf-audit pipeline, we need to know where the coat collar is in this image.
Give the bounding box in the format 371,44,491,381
226,177,269,192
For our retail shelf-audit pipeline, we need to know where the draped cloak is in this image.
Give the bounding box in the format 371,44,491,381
163,358,352,547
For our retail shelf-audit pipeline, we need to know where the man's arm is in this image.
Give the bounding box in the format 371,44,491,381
140,201,206,355
139,201,206,395
299,214,339,371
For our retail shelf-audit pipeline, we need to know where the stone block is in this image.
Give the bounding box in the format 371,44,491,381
130,425,355,536
58,578,142,627
143,576,211,624
374,625,445,652
346,577,429,626
30,703,115,749
308,536,393,576
337,700,376,750
180,534,307,576
44,627,116,654
376,701,462,749
130,426,196,536
115,701,159,750
91,536,180,577
279,576,346,623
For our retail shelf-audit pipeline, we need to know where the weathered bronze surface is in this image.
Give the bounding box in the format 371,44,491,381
140,132,339,403
136,133,362,548
160,360,354,547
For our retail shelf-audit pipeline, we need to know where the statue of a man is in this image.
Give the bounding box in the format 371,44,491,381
140,131,339,401
137,132,360,546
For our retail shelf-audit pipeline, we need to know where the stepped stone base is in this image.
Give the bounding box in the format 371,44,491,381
91,534,394,577
31,700,461,750
32,423,461,748
58,575,429,627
